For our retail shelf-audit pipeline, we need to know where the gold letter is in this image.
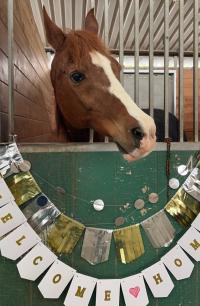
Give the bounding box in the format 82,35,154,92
33,256,43,265
153,273,163,285
53,274,62,284
16,235,26,246
1,213,13,223
75,286,86,298
190,239,200,250
174,258,182,267
104,290,111,301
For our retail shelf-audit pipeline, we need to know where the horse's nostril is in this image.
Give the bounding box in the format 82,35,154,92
132,128,144,140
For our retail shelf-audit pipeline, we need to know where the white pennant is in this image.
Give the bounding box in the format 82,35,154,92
161,245,194,280
96,279,120,306
63,273,96,306
0,178,14,207
121,273,149,306
38,259,76,299
178,227,200,261
0,201,26,237
17,242,57,281
191,213,200,232
142,261,174,297
0,222,41,260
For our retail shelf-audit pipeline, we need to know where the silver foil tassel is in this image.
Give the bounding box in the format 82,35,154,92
81,227,112,265
21,193,60,234
183,168,200,201
142,210,175,248
0,143,23,177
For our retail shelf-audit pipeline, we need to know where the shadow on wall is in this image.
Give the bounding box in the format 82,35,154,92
142,108,187,142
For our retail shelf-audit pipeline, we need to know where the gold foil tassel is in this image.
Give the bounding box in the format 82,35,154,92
47,214,85,254
113,224,144,264
165,188,200,227
5,172,41,206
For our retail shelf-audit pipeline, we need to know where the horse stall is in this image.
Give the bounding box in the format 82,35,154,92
0,0,200,306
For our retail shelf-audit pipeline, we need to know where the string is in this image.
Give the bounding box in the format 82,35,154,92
32,170,90,206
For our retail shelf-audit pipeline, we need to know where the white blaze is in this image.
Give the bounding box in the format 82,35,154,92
90,51,155,137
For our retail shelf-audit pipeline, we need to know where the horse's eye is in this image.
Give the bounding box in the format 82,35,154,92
70,71,85,84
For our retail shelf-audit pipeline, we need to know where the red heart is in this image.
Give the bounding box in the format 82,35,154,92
129,286,140,298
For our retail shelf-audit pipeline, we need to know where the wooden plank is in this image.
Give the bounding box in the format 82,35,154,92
0,0,58,132
0,0,52,92
0,48,56,124
176,68,200,141
0,83,53,124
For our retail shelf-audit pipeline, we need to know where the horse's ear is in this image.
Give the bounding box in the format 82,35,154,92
43,6,65,51
85,8,98,35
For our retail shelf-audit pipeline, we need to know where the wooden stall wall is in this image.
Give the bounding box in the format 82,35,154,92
0,0,66,142
176,68,200,141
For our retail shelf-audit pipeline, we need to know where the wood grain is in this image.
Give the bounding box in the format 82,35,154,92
0,0,66,142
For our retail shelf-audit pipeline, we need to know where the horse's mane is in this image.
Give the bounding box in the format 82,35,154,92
63,30,110,64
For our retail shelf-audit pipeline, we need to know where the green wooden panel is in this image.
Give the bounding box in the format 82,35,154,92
0,150,200,306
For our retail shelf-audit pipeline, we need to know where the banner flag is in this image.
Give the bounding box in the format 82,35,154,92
6,172,41,206
121,273,149,306
47,214,85,255
142,261,174,297
96,279,120,306
0,178,15,208
22,193,60,234
141,210,175,248
191,213,200,232
0,142,23,177
165,189,200,227
64,273,96,306
161,245,194,280
183,168,200,201
81,227,112,265
38,259,76,299
0,201,26,237
178,227,200,261
17,242,57,281
0,222,41,260
113,224,144,264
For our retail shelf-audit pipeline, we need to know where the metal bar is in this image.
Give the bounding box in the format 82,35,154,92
104,0,109,45
71,0,75,30
45,47,200,58
17,142,200,153
8,0,14,142
90,0,95,9
89,129,94,143
149,0,154,117
193,0,199,142
104,0,109,143
134,0,139,104
89,0,95,143
179,0,184,142
164,0,169,138
119,0,124,85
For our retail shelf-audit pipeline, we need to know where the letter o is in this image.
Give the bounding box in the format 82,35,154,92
53,274,62,284
174,258,182,267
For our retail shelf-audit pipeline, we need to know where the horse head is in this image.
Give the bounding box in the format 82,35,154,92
43,8,156,161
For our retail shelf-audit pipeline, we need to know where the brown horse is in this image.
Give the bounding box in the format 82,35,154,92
43,8,156,161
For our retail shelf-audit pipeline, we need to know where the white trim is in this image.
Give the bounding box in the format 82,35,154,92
18,142,200,153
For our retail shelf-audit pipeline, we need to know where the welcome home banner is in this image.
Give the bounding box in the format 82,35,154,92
0,212,200,305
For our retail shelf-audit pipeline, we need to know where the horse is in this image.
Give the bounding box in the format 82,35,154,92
43,8,156,162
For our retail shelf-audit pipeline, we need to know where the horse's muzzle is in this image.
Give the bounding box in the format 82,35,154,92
123,132,156,162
